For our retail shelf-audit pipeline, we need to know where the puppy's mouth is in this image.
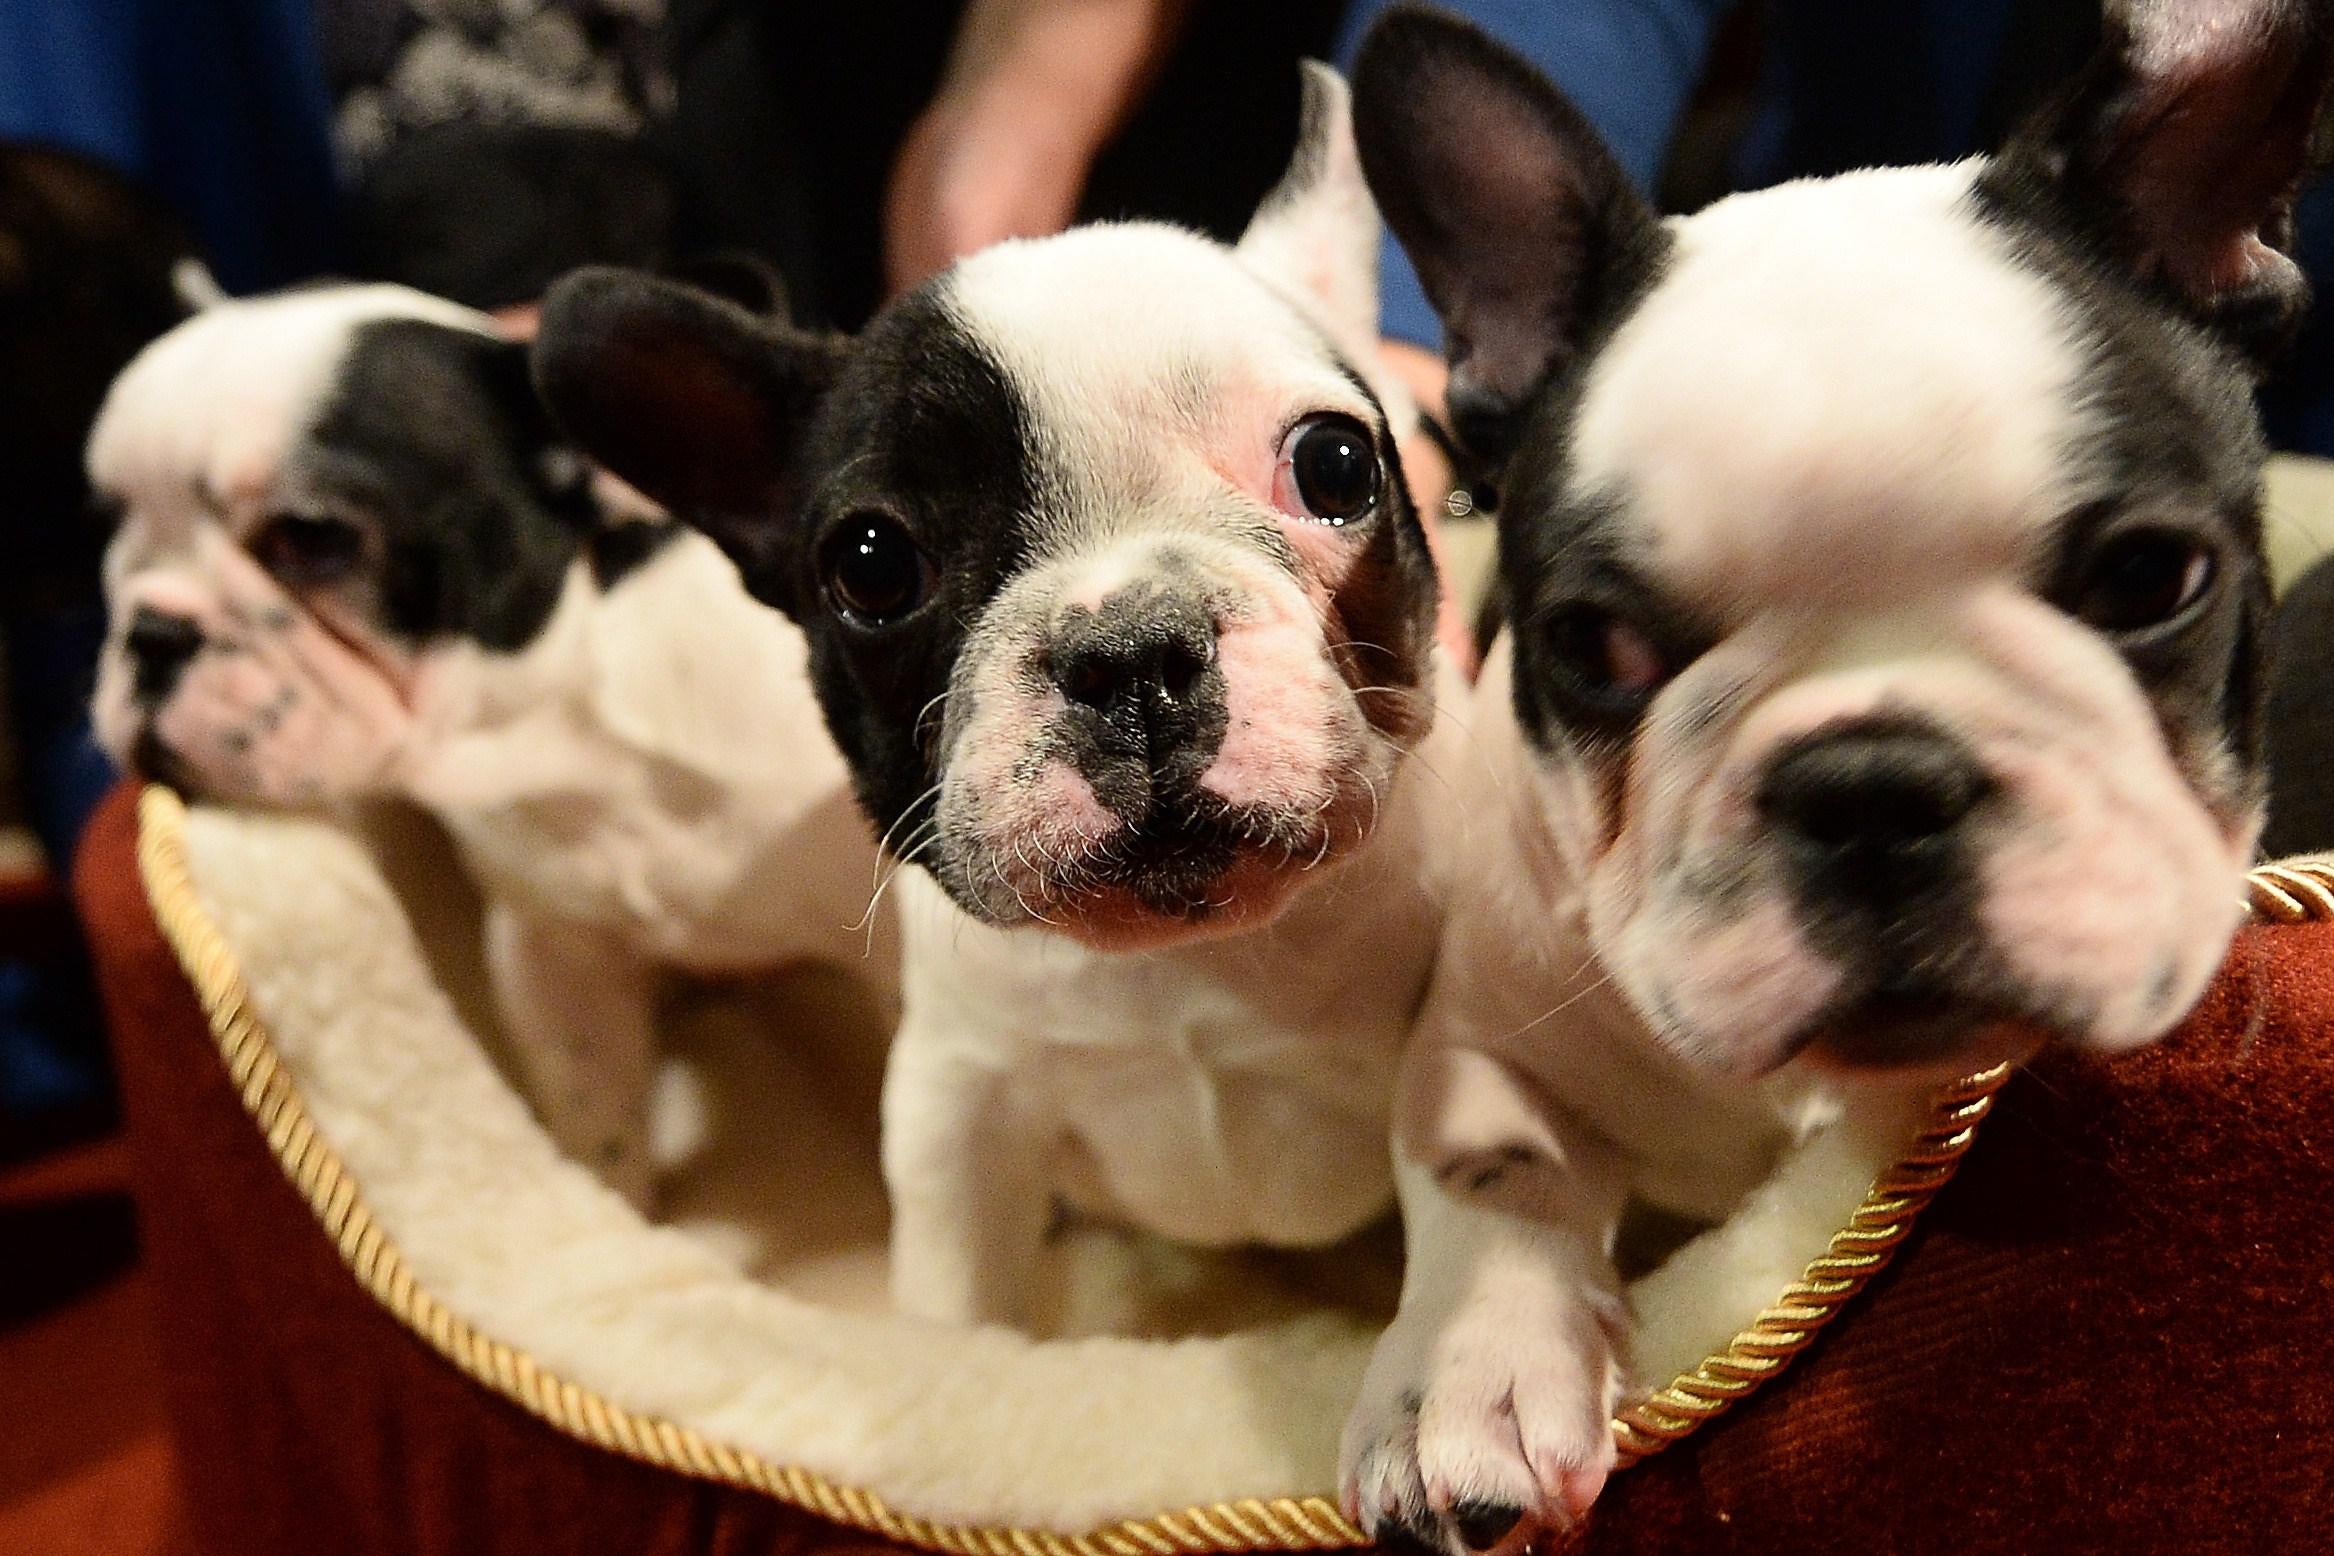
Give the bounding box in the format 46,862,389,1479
992,798,1341,947
1086,810,1255,916
1786,980,2039,1075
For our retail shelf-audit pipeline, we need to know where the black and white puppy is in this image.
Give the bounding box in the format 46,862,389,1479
1337,0,2329,1543
89,284,889,1206
534,67,1467,1330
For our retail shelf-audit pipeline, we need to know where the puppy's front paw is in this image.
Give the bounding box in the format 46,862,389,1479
1341,1282,1627,1553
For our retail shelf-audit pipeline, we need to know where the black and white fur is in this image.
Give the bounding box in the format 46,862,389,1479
88,284,892,1207
1337,1,2330,1545
534,67,1468,1331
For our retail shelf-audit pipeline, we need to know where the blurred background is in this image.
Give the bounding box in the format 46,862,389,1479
2,3,2327,1551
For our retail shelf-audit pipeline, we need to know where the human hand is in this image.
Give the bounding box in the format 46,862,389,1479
884,0,1189,297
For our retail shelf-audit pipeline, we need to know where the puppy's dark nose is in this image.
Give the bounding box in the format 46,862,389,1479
125,606,205,701
1050,590,1225,802
1053,602,1215,740
1759,722,1988,872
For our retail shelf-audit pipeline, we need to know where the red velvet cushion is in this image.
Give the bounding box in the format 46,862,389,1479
73,785,2334,1556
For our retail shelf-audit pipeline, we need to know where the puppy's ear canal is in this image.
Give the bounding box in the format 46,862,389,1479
1993,0,2334,361
532,266,840,602
1236,62,1383,362
1352,6,1663,459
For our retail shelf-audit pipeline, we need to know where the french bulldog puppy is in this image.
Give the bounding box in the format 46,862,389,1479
1337,1,2330,1544
88,284,891,1207
533,66,1467,1331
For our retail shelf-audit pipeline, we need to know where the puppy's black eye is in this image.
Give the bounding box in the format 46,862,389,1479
256,513,366,587
1541,605,1672,716
820,512,932,627
2072,531,2216,633
1276,413,1380,525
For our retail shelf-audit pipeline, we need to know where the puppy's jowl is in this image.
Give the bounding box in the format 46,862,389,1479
1340,0,2329,1544
90,285,887,1207
537,66,1465,1330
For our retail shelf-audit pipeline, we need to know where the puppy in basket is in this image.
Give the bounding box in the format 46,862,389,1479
1335,1,2329,1545
534,65,1468,1331
88,283,892,1208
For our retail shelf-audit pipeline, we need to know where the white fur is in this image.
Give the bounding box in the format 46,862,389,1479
171,801,1385,1531
1575,165,2084,605
886,665,1464,1330
90,286,894,1204
1343,649,1971,1537
874,69,1459,1332
1344,160,2262,1546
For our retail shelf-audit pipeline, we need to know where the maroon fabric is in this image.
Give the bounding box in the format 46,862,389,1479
73,783,2334,1555
1570,915,2334,1555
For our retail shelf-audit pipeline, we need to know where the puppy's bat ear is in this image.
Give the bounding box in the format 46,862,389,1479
532,265,841,605
1236,62,1383,363
1988,0,2334,364
1351,5,1665,460
664,249,795,321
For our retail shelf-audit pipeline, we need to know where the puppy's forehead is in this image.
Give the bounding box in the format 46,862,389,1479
940,224,1371,545
88,284,495,511
1571,165,2087,604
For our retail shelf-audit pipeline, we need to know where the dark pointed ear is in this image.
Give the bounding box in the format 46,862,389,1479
1351,5,1666,458
664,249,794,320
532,265,842,599
1990,0,2334,362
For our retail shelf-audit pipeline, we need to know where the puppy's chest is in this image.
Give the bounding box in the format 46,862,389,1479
902,871,1432,1246
1033,976,1409,1247
428,720,865,971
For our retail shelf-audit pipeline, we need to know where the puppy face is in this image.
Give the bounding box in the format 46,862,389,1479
88,285,594,806
1357,2,2332,1074
537,67,1443,949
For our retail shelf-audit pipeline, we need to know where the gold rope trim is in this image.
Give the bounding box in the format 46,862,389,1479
130,787,2320,1550
1608,1068,2007,1461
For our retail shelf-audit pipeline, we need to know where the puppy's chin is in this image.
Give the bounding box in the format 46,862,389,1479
1038,844,1323,952
1786,999,2046,1082
1628,921,2197,1084
938,780,1381,950
96,635,415,810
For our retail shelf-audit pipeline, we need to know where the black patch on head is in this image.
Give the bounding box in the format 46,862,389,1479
1318,361,1445,741
1969,181,2273,816
1499,473,1705,774
771,289,1041,855
301,319,597,650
